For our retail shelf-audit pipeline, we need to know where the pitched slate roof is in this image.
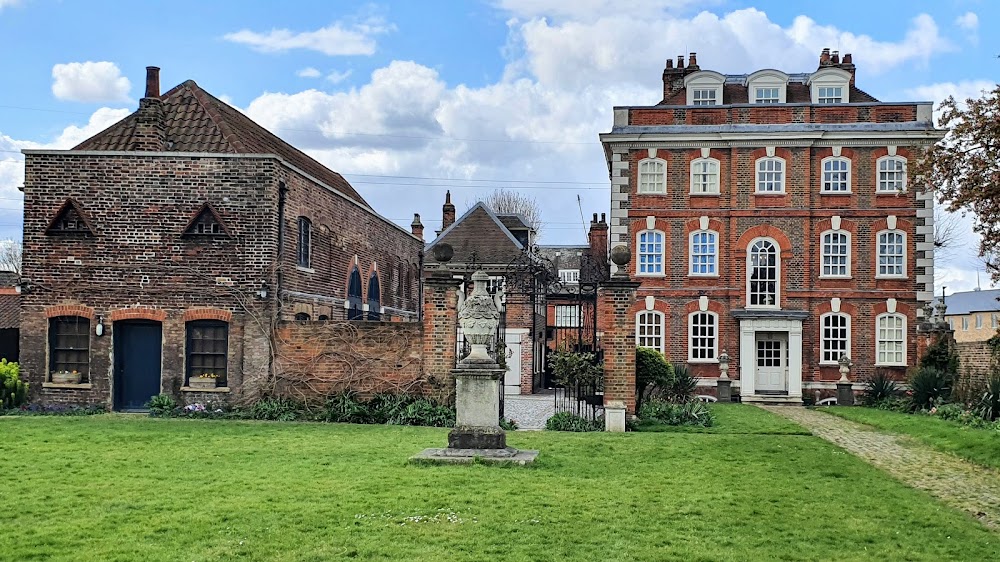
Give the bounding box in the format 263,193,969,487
73,80,369,207
0,271,18,287
0,293,18,329
425,203,524,266
939,289,1000,315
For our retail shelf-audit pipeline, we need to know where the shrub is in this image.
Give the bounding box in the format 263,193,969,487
391,399,455,427
972,372,1000,422
549,350,603,388
665,363,697,403
500,417,519,431
908,367,953,411
2,404,105,416
544,411,603,432
861,371,899,406
0,359,27,410
248,396,305,421
146,394,177,417
638,399,714,427
873,396,911,413
367,393,414,424
919,334,960,376
320,391,371,424
635,347,674,411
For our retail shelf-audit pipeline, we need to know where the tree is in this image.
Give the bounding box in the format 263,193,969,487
914,84,1000,281
474,189,543,237
0,239,21,276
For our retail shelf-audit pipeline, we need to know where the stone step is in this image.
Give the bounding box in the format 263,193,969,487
742,395,803,406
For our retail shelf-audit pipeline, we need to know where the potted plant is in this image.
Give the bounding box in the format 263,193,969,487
188,373,220,390
51,370,82,384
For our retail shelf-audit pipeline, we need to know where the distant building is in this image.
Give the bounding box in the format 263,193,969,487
941,288,1000,343
0,271,19,362
600,49,944,404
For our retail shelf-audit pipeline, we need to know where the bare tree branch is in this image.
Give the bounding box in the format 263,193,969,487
471,189,543,239
0,239,21,276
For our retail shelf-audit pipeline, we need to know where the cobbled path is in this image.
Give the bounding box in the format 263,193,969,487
761,406,1000,530
503,394,556,430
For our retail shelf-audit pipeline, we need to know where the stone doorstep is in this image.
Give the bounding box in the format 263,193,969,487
409,448,539,466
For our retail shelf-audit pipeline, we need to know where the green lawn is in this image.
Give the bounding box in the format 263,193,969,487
822,406,1000,471
634,403,811,434
2,410,997,561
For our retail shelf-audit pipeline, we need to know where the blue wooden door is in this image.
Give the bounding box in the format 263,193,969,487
114,322,162,411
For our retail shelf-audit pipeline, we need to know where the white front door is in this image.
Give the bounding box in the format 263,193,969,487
755,332,787,392
504,331,522,394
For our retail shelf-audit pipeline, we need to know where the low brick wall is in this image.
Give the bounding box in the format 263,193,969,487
274,320,450,404
955,340,993,389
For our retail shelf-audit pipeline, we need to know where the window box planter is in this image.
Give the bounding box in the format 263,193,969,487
51,371,82,385
188,375,219,390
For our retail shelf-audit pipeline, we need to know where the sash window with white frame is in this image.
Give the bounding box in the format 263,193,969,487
822,157,850,193
877,230,906,277
555,305,581,328
821,231,850,277
691,89,717,105
877,157,907,193
636,311,664,352
820,313,850,364
690,230,718,276
817,87,843,103
558,269,579,284
756,158,785,193
690,158,720,194
638,230,664,275
876,313,906,365
748,239,779,307
689,311,717,361
754,87,780,103
638,159,666,194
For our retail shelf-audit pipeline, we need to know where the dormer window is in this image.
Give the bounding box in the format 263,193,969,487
808,67,851,104
684,70,725,107
746,70,788,104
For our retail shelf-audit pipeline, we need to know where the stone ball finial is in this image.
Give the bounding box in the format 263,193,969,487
432,243,454,263
610,245,630,267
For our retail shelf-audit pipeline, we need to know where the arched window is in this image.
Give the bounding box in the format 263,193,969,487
690,158,720,194
186,320,229,386
637,230,664,275
877,156,907,193
755,158,785,193
689,230,718,276
689,311,718,362
347,266,363,320
877,230,906,278
821,157,851,193
367,271,381,321
876,313,906,366
820,230,850,278
820,313,850,364
297,217,311,268
748,239,779,308
638,159,666,194
636,311,664,352
294,312,310,321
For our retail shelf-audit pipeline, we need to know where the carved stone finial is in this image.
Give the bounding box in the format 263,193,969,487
609,244,630,271
838,354,853,382
432,243,454,263
718,350,730,380
457,271,500,365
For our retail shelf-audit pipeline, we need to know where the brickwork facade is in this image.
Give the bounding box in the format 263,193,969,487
601,51,943,403
599,278,640,413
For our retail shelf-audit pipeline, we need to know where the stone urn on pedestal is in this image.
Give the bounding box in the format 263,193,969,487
412,270,538,465
836,354,855,406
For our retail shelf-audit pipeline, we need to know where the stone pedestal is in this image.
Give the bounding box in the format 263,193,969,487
448,366,506,449
717,379,732,403
836,382,855,406
605,400,626,432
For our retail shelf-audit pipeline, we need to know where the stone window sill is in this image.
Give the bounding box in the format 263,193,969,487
296,266,316,274
180,386,231,393
42,382,93,390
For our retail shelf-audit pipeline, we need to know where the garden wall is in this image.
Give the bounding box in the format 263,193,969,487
273,320,451,404
955,340,992,388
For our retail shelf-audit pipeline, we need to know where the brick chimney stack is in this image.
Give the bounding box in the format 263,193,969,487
819,48,831,65
410,213,424,240
831,50,840,64
132,66,166,151
588,212,609,265
840,53,856,86
662,53,701,102
441,190,456,231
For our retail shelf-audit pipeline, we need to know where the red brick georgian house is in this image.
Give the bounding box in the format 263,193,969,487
599,50,943,404
20,67,422,411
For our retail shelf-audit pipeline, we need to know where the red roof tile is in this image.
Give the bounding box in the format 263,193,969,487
73,80,369,207
0,294,19,329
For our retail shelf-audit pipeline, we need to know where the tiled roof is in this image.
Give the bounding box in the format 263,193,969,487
0,293,19,329
426,203,523,266
939,289,1000,315
659,83,879,106
73,80,369,207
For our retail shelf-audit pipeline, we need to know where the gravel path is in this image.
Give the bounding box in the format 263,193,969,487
761,406,1000,530
503,394,556,430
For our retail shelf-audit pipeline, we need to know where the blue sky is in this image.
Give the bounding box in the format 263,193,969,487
1,0,997,291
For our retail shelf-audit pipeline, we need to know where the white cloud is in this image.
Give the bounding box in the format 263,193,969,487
223,18,393,56
297,67,322,78
0,0,22,11
51,61,131,103
905,80,996,118
498,0,702,21
955,12,978,31
326,69,353,84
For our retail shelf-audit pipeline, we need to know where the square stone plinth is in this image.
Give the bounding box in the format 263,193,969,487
410,447,539,466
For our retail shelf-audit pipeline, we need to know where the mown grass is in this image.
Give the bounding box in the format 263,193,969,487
1,409,997,561
823,406,1000,471
633,402,811,434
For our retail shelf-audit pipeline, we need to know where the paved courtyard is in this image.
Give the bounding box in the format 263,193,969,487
504,392,556,430
763,406,1000,530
